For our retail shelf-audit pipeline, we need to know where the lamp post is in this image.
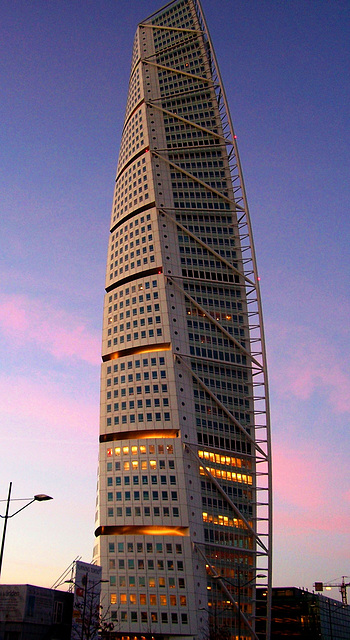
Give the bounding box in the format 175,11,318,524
212,573,266,640
200,603,233,640
0,482,52,577
65,577,109,640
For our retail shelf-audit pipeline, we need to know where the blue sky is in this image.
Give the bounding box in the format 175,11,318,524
0,0,349,597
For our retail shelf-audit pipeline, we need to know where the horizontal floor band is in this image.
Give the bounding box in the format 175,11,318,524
100,428,179,443
110,198,155,234
95,525,189,538
105,265,163,294
102,342,171,362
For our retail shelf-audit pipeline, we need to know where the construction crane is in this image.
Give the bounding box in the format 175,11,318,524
314,576,350,606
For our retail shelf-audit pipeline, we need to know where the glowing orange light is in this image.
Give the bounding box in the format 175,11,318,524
97,525,188,537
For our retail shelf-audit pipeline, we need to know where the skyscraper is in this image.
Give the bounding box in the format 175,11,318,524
93,1,272,639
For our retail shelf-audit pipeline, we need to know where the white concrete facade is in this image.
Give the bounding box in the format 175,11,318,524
94,2,272,639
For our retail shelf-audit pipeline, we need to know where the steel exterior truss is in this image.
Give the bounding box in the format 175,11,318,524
195,543,261,640
141,1,272,638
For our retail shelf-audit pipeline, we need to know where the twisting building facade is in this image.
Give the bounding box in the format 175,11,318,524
93,1,272,639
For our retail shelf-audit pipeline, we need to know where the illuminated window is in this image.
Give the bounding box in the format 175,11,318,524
110,594,117,604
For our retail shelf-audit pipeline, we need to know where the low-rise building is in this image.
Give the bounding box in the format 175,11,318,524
0,584,73,640
257,586,350,639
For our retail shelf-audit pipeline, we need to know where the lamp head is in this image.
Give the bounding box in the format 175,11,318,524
34,494,53,502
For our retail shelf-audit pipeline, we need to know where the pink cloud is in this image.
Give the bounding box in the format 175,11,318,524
0,372,98,435
274,510,349,535
273,439,325,509
0,293,100,365
273,435,350,537
267,321,350,413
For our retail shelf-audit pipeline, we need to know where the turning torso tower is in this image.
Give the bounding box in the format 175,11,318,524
93,1,272,639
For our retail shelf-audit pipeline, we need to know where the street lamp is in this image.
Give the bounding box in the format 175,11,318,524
212,573,266,640
0,481,52,576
